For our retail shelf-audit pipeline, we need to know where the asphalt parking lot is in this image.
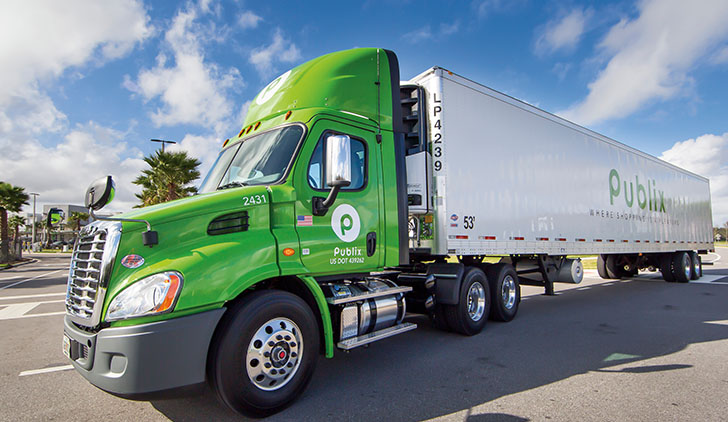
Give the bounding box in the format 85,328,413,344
1,250,727,421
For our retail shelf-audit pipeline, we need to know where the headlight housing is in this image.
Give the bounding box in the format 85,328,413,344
106,271,183,321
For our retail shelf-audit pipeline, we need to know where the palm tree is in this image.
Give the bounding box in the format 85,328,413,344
133,150,200,207
68,211,89,238
0,182,30,263
8,215,25,252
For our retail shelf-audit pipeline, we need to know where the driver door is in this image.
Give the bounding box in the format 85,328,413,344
293,119,383,275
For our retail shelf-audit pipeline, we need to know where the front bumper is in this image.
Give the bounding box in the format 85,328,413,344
63,308,226,395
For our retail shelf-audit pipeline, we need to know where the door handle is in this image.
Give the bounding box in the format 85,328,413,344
366,232,376,257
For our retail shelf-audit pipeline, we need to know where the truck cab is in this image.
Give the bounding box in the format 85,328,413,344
63,48,419,416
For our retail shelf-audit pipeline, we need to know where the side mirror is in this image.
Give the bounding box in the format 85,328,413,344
85,176,115,211
325,135,352,188
313,135,352,216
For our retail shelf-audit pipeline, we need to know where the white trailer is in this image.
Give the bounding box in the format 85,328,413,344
402,67,713,293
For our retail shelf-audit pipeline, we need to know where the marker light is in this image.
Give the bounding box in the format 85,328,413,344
283,248,295,256
106,271,183,321
285,110,292,120
254,121,261,130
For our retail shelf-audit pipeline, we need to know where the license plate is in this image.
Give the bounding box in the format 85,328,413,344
62,334,71,360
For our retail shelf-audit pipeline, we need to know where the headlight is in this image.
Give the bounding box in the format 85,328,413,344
106,271,183,321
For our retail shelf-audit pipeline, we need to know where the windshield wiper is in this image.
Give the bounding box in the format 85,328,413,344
217,181,247,190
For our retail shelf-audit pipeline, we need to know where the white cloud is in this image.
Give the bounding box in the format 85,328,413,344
0,0,151,138
124,3,242,130
249,29,302,79
560,0,728,126
709,45,728,64
402,26,433,44
402,21,460,44
660,132,728,226
472,0,525,18
1,123,146,214
238,11,263,29
168,133,223,182
535,8,592,55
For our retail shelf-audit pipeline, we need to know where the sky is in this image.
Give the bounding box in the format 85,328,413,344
1,0,727,226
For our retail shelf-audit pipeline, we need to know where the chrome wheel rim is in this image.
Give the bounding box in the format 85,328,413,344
501,275,517,310
683,255,691,278
246,317,302,391
467,281,486,321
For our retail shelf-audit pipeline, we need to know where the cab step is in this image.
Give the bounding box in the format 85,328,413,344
337,322,417,351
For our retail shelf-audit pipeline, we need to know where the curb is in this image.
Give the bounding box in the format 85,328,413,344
0,258,39,271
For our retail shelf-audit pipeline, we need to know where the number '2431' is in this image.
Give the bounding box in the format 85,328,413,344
242,194,267,206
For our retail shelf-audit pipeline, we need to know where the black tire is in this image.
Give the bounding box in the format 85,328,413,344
605,255,623,279
432,304,451,331
486,263,520,322
660,254,675,282
597,255,609,279
689,251,701,280
443,267,491,336
672,251,692,283
208,290,319,417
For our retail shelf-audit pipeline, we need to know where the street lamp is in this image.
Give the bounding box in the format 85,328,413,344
29,192,39,247
150,139,177,152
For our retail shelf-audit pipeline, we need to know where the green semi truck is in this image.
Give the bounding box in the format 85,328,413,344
63,48,713,416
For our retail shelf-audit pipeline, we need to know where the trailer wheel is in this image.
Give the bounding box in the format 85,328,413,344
660,254,675,282
443,267,490,336
672,252,692,283
689,251,701,280
486,264,520,322
209,290,319,417
605,255,624,279
597,255,609,279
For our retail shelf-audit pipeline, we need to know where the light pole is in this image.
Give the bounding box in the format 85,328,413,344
30,192,39,247
150,139,177,152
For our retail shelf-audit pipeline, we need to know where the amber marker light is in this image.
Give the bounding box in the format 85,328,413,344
254,121,261,130
222,139,229,147
285,110,292,120
283,248,295,256
158,273,182,312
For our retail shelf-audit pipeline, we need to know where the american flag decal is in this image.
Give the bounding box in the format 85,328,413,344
297,215,313,226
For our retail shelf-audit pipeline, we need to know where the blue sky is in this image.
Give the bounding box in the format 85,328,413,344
1,0,727,225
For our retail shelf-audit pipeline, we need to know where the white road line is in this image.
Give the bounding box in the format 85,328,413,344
705,320,728,326
0,270,62,291
703,252,720,264
0,300,65,320
0,292,65,301
0,276,25,283
19,365,74,377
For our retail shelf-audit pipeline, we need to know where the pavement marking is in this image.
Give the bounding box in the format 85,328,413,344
19,365,74,377
0,300,65,320
705,320,728,326
0,270,63,291
0,292,65,301
0,276,26,283
704,252,721,264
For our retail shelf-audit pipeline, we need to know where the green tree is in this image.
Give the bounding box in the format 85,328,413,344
0,182,30,263
8,215,25,249
68,211,89,238
133,150,200,207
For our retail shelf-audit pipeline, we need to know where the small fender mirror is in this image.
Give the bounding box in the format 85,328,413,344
85,176,115,211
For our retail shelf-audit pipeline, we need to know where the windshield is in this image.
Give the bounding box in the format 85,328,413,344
198,125,305,193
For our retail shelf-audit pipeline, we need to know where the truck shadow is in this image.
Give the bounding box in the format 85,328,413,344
150,278,728,421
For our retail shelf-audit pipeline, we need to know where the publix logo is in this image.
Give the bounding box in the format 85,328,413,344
331,204,360,243
609,168,666,213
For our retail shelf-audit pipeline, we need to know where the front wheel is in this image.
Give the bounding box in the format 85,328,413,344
443,267,491,336
209,290,319,417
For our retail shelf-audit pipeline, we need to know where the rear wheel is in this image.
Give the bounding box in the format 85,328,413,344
209,290,319,417
486,264,520,322
443,267,490,336
605,255,623,279
689,251,701,280
672,251,692,283
660,254,675,282
597,255,609,279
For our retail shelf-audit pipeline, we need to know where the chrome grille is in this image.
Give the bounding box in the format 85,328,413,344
66,221,122,327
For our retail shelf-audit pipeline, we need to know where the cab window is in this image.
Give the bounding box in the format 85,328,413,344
308,133,366,190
